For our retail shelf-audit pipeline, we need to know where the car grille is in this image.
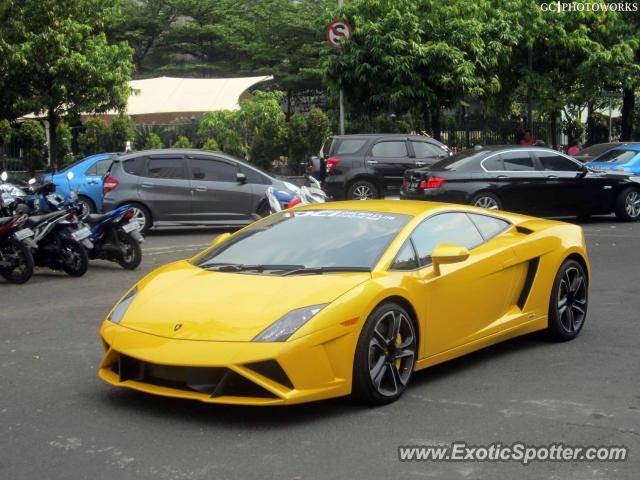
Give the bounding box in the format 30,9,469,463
110,353,291,399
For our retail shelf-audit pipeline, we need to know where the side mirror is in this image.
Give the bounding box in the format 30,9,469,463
0,171,7,182
431,243,470,275
28,178,36,185
236,172,247,184
66,171,74,181
211,232,231,247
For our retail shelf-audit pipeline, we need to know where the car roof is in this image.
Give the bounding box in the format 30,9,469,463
331,134,434,140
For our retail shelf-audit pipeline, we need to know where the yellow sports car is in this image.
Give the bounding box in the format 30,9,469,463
99,201,590,405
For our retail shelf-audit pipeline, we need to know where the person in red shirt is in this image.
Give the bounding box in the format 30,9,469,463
567,141,581,156
519,129,534,146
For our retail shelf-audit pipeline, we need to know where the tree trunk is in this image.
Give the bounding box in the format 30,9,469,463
48,109,59,171
432,104,441,141
550,110,558,150
620,89,635,141
586,100,595,146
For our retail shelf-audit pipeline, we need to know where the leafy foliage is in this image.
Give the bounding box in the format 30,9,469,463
172,135,193,148
78,118,111,157
111,113,136,152
144,132,164,149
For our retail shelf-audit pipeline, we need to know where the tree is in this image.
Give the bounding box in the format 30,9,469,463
145,132,164,149
237,91,287,169
306,108,332,155
6,0,134,169
56,121,73,162
324,0,522,139
17,120,45,173
111,113,136,151
108,0,179,72
287,113,309,167
78,118,111,157
201,138,219,151
0,119,12,161
172,135,193,148
197,110,246,157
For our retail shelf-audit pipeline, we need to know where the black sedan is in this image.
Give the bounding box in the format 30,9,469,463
400,146,640,221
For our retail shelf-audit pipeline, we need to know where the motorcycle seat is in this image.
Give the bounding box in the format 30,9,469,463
26,210,66,226
85,212,112,225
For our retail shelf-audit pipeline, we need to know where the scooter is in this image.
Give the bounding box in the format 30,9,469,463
265,175,328,214
0,172,37,283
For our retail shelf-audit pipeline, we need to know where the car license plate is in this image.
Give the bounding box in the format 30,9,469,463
14,228,34,240
72,226,91,241
122,221,140,233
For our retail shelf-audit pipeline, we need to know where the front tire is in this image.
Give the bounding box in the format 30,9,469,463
60,238,89,277
347,180,379,200
116,231,142,270
0,238,34,284
614,187,640,222
471,192,502,210
547,259,588,341
352,302,417,405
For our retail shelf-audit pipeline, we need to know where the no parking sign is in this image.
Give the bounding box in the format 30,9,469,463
326,19,352,48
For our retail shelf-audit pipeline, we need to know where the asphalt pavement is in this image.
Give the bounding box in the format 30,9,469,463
1,217,639,479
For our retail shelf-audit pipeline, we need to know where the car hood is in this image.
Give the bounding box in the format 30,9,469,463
118,261,371,342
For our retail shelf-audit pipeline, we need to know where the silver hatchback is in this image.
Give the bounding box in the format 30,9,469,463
102,149,300,232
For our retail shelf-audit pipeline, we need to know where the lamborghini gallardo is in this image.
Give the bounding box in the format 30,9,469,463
98,201,590,405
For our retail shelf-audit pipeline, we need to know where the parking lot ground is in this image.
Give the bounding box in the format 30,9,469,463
1,217,639,479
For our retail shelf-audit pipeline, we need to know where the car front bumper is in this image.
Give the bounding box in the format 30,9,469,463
99,321,355,405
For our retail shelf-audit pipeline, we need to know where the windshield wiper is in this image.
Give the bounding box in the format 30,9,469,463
203,263,304,272
280,266,371,276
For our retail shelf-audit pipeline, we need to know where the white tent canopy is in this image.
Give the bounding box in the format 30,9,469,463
125,75,272,115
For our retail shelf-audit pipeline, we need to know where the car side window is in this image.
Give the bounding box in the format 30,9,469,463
483,155,504,171
95,159,112,176
371,141,407,158
411,141,447,159
240,165,271,185
122,157,145,176
85,162,98,176
146,158,187,179
411,213,484,266
390,241,419,271
537,152,582,172
502,151,535,171
189,158,237,182
467,213,510,241
336,139,367,155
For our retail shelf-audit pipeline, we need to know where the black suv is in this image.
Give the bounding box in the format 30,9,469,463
317,134,451,200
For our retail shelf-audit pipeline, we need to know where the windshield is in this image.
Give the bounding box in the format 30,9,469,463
194,210,411,271
591,149,638,165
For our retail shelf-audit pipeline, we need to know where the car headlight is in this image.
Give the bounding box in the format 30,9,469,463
253,304,327,342
283,181,300,194
108,287,137,324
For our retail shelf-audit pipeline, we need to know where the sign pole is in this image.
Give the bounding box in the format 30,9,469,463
338,0,345,135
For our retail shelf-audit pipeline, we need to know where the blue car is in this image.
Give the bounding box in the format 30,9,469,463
586,145,640,174
43,153,115,213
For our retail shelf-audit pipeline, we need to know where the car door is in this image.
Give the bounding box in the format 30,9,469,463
533,151,591,215
139,155,192,221
482,150,546,215
408,140,449,169
187,155,255,221
408,212,519,355
82,158,112,210
365,139,413,193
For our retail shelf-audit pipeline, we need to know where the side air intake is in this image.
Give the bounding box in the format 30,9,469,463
517,257,540,309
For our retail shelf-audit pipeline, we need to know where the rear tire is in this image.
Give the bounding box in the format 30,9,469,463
116,231,142,270
77,195,95,215
547,259,588,341
128,203,152,233
0,238,34,284
60,238,89,277
471,192,502,210
614,187,640,222
347,180,379,200
352,302,417,405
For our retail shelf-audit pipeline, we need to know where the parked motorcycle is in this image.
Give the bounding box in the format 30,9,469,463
265,175,328,214
2,175,92,277
0,172,37,283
